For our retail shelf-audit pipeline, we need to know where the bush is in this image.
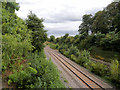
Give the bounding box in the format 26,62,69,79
83,61,92,71
2,8,32,71
63,51,70,58
69,45,79,57
110,60,119,81
70,54,77,62
90,62,108,76
55,44,59,49
77,34,95,50
8,51,64,88
27,51,65,88
80,50,90,59
77,50,108,76
77,50,90,66
8,66,38,88
48,43,56,49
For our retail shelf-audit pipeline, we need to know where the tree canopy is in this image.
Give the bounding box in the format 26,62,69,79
79,2,120,34
26,11,47,52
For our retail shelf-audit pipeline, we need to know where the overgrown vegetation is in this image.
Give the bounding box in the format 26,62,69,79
47,41,120,87
2,1,64,88
47,1,120,88
8,51,64,88
2,0,120,89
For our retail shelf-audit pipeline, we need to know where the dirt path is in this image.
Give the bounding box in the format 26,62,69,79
44,46,113,89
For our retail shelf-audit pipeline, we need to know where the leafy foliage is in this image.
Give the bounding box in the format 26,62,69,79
27,51,65,88
26,11,47,52
49,35,56,43
78,14,93,35
110,60,119,80
2,2,32,71
9,66,38,88
2,1,64,88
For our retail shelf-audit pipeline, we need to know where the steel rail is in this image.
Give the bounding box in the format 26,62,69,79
47,49,104,90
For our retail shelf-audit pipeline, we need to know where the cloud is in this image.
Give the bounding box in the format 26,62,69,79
48,30,79,38
43,21,81,31
16,0,112,37
43,21,81,37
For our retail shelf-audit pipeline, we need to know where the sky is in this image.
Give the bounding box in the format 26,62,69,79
16,0,112,37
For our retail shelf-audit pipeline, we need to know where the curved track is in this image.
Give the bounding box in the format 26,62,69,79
45,46,113,89
47,49,104,89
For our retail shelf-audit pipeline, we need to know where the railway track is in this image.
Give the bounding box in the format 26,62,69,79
47,50,103,89
47,48,112,90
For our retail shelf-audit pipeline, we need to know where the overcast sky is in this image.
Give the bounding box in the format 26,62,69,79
16,0,112,37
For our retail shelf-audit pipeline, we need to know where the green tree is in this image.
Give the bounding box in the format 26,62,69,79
63,33,69,39
49,35,56,43
92,2,120,34
92,11,109,34
2,2,19,13
56,37,60,43
62,33,69,44
26,11,47,52
78,14,93,35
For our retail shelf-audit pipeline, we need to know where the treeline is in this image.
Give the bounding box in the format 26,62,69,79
2,1,64,88
47,1,120,88
78,2,120,52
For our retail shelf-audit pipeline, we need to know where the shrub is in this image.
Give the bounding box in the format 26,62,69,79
27,51,65,88
63,51,70,58
8,51,64,88
83,60,92,71
69,45,79,57
77,34,95,50
55,44,59,49
70,54,77,62
8,66,37,88
77,50,90,65
80,50,90,59
110,60,119,81
90,62,108,76
48,43,56,49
